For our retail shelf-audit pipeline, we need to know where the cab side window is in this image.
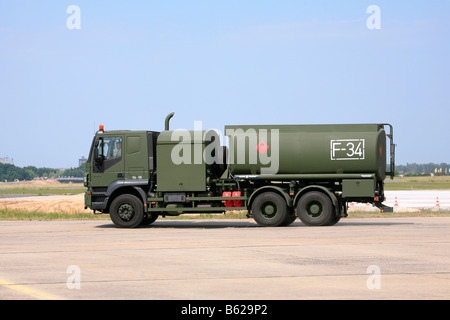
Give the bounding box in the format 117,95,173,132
99,137,122,160
93,136,123,173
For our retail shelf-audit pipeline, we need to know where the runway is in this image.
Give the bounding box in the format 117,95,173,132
1,190,449,210
0,217,449,300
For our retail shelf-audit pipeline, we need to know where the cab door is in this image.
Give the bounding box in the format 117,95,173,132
92,135,125,187
123,134,147,181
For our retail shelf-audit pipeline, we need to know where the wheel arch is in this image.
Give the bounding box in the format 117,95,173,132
248,185,292,210
106,185,147,213
293,185,339,209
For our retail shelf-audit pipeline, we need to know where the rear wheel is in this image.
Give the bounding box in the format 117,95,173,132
280,214,297,226
279,208,297,226
297,191,334,226
252,192,288,227
110,194,144,228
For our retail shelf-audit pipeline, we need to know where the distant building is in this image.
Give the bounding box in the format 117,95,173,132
0,157,14,165
79,156,87,167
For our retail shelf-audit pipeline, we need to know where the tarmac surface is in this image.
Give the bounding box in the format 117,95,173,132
2,190,450,210
0,217,449,300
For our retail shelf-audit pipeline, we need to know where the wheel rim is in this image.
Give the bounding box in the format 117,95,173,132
305,200,323,219
260,201,277,219
117,203,135,221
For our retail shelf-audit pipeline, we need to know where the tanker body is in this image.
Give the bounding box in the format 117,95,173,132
227,124,389,180
84,113,395,228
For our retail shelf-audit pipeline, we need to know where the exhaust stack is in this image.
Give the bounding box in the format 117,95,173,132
165,112,175,130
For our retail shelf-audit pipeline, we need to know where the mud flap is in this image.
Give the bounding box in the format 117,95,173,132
375,203,393,213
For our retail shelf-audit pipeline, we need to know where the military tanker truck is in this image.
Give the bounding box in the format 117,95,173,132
84,112,395,228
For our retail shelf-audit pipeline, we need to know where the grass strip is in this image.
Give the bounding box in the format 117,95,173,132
0,208,108,221
0,188,86,195
385,176,450,190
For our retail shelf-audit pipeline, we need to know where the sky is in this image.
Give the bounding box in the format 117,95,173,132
0,1,449,169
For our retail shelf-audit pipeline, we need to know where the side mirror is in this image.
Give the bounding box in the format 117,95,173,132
94,139,103,163
94,148,101,162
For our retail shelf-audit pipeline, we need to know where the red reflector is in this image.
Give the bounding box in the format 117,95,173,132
224,191,244,207
224,200,234,207
233,200,243,207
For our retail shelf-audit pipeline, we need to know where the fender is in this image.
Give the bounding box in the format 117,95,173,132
293,185,339,209
248,185,293,208
106,180,148,196
106,180,149,212
132,186,148,212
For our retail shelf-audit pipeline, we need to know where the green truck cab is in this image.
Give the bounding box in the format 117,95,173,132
84,113,395,228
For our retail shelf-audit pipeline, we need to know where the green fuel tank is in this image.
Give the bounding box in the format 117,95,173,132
225,123,393,181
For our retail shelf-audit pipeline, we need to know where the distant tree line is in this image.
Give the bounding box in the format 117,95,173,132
0,163,86,181
396,163,450,176
1,162,449,181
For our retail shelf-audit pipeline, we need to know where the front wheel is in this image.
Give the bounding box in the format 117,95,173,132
141,213,159,225
110,194,144,228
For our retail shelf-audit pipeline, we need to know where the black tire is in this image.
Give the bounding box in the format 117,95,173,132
110,194,144,228
326,214,341,226
280,213,297,226
297,191,334,226
141,213,159,225
251,192,288,227
279,208,297,226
